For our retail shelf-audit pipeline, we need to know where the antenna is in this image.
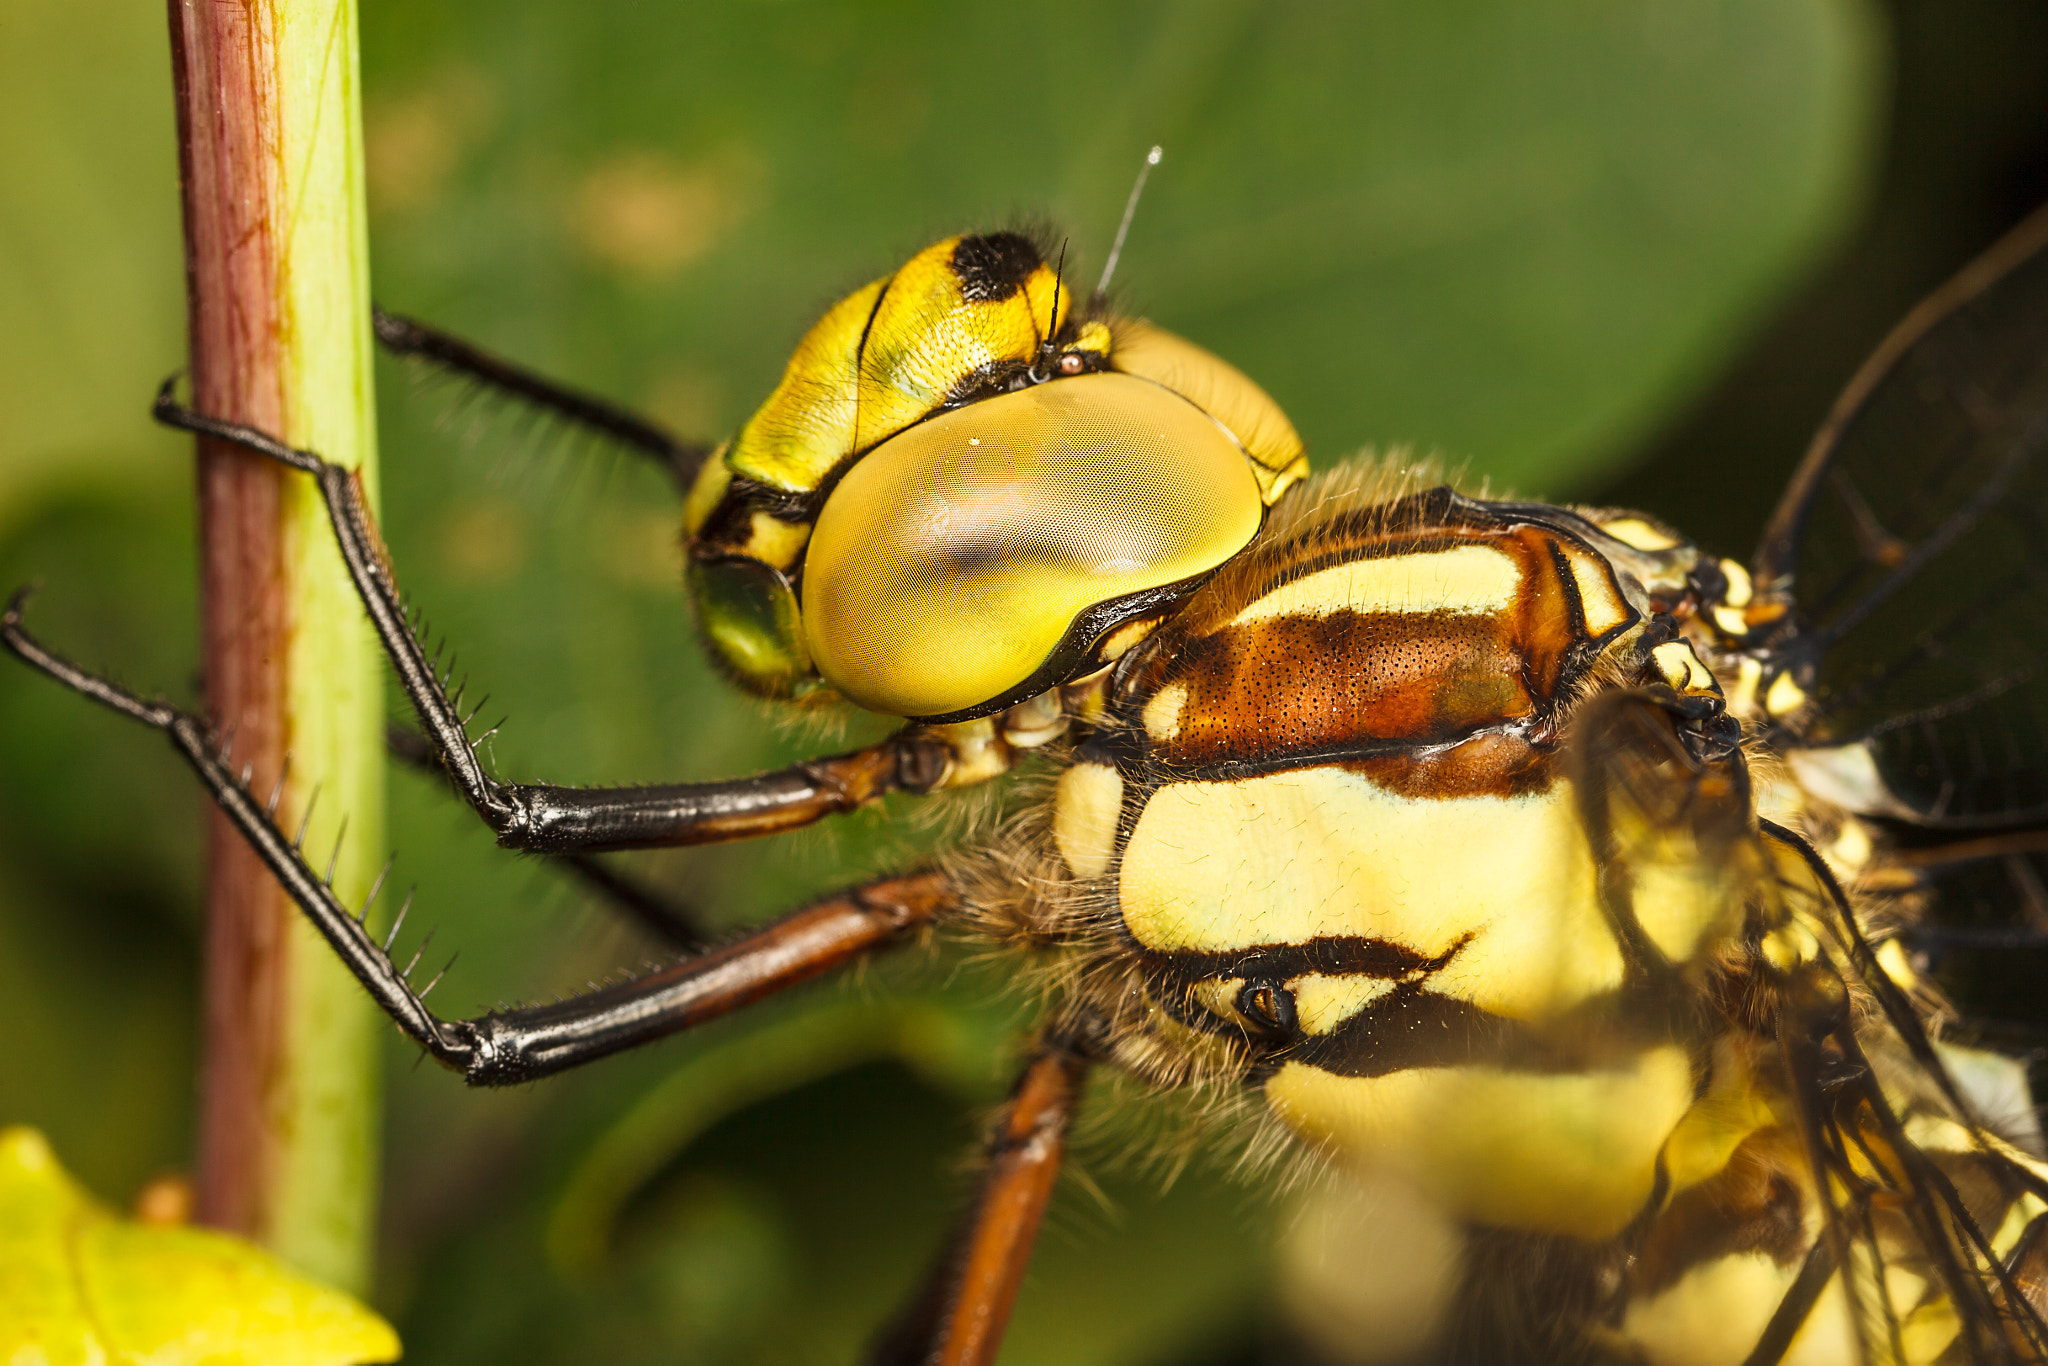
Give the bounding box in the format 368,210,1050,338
1030,239,1070,383
1095,145,1162,298
1050,238,1068,339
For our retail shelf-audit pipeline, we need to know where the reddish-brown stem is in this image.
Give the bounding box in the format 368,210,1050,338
166,0,294,1243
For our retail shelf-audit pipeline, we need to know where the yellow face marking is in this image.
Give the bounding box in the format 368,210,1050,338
1120,768,1621,1021
1264,1046,1695,1239
1711,604,1750,637
743,510,812,571
1561,542,1632,637
1230,544,1522,630
851,250,1058,453
699,590,804,682
1598,517,1682,552
1052,761,1123,880
1289,974,1400,1035
682,444,732,536
726,278,883,491
722,237,1069,496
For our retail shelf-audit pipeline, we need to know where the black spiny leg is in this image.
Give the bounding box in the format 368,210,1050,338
149,386,954,856
372,308,709,494
385,723,708,951
2,597,958,1084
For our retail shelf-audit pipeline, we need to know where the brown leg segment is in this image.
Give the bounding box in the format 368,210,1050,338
1,593,958,1085
876,1034,1092,1366
472,871,956,1082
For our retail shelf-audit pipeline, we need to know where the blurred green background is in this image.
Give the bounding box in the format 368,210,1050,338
3,1,2046,1362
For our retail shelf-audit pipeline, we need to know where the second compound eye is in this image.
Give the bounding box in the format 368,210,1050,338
1235,978,1298,1037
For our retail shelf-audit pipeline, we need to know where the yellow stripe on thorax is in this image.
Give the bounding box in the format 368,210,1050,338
1119,766,1620,1020
1231,544,1522,627
1560,539,1634,636
1265,1048,1696,1240
1621,1253,1858,1365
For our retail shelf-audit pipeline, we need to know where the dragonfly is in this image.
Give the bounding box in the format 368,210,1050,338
6,196,2048,1362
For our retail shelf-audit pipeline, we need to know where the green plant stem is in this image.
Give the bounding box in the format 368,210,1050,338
167,0,384,1294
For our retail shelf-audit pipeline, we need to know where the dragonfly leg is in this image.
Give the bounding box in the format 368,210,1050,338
871,1028,1093,1366
372,306,708,492
385,722,707,951
148,387,960,855
1,596,958,1084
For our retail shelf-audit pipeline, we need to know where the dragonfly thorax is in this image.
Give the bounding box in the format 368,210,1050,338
1043,468,1768,1240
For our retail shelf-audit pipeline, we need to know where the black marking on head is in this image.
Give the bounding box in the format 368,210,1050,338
940,358,1032,408
939,350,1113,410
686,475,816,554
952,233,1043,302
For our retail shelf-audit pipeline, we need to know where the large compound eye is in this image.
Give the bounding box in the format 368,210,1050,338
1111,319,1305,498
801,371,1264,719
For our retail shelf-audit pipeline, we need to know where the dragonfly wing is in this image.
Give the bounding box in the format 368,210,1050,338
1754,205,2048,832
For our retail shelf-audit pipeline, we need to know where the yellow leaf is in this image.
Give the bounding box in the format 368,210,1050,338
0,1126,400,1365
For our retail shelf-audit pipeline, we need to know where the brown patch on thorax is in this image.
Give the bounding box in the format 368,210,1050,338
1131,517,1623,778
1343,729,1556,799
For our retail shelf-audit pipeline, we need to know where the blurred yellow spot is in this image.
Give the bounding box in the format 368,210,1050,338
1276,1170,1460,1365
573,150,760,278
439,498,530,584
1764,670,1808,718
364,63,497,214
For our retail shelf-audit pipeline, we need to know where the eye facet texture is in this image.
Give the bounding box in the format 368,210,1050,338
802,371,1265,717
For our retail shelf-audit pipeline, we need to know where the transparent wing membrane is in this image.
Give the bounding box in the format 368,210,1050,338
1758,207,2048,829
